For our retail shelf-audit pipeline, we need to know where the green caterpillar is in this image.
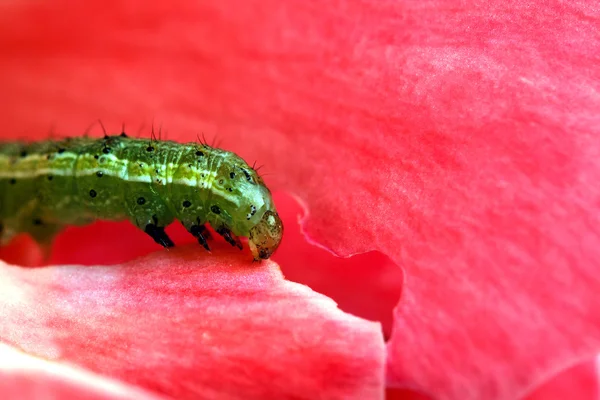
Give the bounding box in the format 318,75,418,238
0,132,283,260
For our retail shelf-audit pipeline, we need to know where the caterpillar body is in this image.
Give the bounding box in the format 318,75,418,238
0,133,283,260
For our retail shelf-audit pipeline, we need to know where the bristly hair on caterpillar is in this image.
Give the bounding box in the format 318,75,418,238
0,130,283,261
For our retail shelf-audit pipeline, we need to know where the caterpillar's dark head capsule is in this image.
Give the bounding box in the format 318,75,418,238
248,210,284,260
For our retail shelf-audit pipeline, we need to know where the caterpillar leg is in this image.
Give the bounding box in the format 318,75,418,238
135,213,174,248
0,223,20,249
26,218,63,259
126,192,176,249
144,223,174,248
197,224,213,240
188,224,211,252
216,226,243,250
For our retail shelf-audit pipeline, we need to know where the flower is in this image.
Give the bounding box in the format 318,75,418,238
1,1,599,399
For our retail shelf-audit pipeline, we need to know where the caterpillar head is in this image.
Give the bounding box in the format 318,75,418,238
234,180,283,261
248,210,284,260
210,155,283,260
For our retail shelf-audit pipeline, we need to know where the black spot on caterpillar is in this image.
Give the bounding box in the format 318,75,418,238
0,133,283,260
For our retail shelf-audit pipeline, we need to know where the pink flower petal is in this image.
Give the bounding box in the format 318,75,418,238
0,1,599,399
271,192,403,338
521,356,599,400
0,344,166,400
2,192,401,343
0,249,384,399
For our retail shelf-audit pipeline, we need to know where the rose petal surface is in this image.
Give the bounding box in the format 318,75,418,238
0,248,384,399
0,1,599,399
0,343,166,400
271,192,403,338
1,191,401,342
521,356,599,400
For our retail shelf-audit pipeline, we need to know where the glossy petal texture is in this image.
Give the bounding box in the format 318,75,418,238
0,344,166,400
0,1,599,399
0,249,384,400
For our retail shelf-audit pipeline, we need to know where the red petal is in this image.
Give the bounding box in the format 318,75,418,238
3,192,401,342
1,1,599,399
0,344,165,400
522,357,599,400
271,192,403,338
0,251,384,399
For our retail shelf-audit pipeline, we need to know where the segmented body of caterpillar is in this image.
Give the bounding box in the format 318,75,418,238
0,133,283,260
